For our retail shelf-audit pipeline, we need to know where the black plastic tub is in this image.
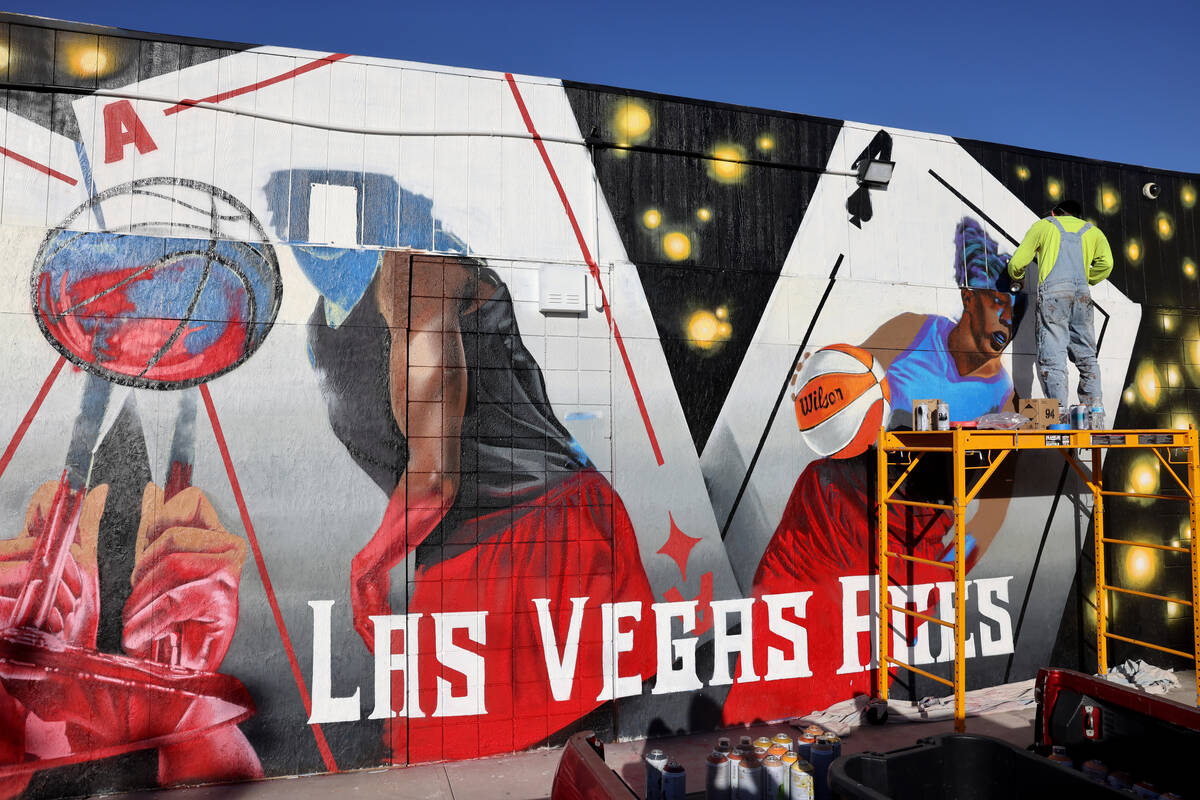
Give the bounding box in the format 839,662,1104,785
830,733,1130,800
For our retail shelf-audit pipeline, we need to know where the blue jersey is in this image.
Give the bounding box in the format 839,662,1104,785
886,315,1012,423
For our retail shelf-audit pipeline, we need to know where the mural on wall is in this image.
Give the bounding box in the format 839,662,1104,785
0,12,1195,800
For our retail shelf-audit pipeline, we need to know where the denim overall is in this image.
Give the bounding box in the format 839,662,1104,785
1035,217,1101,407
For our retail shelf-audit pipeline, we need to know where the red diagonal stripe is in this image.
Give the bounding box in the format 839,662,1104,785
199,383,340,773
0,147,78,186
0,357,66,483
503,73,665,466
164,52,351,115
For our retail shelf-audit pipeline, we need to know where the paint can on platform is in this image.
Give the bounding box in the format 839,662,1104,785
762,754,786,800
705,751,731,800
1070,404,1088,429
645,749,668,800
789,761,815,800
935,402,950,430
1047,745,1072,766
736,756,762,800
662,760,687,800
809,740,834,800
1106,771,1133,791
772,732,794,752
1132,780,1160,798
1081,760,1108,783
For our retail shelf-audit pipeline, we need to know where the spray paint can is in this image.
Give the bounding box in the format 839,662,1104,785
645,749,668,800
803,725,824,738
1081,760,1108,783
1070,404,1088,429
809,739,834,800
1047,745,1072,766
716,737,732,755
726,751,743,796
817,733,841,760
661,760,687,800
772,732,794,752
762,754,786,800
789,761,815,800
706,751,731,800
737,736,755,754
915,402,930,431
935,402,950,431
795,734,815,761
1132,781,1160,798
737,756,762,800
767,743,788,758
1106,771,1132,791
753,736,773,751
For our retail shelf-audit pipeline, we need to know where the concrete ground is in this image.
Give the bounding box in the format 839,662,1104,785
96,674,1199,800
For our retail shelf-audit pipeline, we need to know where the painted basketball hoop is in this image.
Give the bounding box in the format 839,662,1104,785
31,178,282,390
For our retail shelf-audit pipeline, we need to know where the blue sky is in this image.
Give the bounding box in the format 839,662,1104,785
14,0,1200,173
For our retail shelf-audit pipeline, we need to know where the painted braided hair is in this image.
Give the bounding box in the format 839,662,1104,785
954,216,1018,292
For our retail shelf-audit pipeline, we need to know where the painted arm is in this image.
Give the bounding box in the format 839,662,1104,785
350,252,469,649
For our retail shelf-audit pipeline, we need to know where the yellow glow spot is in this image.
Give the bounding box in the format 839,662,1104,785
1124,546,1157,585
1047,178,1063,200
1181,520,1192,541
715,305,728,320
1185,258,1196,279
612,100,651,143
1097,185,1120,215
756,134,774,152
662,231,692,261
709,144,747,184
696,207,712,223
1136,362,1161,406
1156,213,1174,241
1166,364,1181,387
612,142,631,159
1162,314,1176,333
1171,411,1193,430
642,209,662,229
1183,184,1197,209
1126,239,1142,264
717,321,732,338
1128,456,1160,496
1016,166,1030,181
687,310,720,350
1124,387,1135,405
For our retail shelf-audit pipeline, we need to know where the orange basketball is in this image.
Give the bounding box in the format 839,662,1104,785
792,344,890,459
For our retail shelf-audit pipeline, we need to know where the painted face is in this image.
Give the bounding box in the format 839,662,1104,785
960,288,1015,356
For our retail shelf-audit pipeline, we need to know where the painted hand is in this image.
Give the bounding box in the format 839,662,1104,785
0,481,107,645
122,484,247,672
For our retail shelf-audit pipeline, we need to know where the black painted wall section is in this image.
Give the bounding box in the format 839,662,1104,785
959,137,1200,674
564,82,840,453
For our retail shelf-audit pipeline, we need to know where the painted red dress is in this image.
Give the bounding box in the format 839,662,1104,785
721,455,973,724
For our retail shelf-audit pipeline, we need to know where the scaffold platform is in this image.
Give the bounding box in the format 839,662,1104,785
875,427,1200,732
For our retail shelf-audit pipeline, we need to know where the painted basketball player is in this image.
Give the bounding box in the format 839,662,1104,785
722,217,1023,723
266,171,657,762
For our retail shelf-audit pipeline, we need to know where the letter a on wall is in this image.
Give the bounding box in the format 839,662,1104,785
103,100,158,163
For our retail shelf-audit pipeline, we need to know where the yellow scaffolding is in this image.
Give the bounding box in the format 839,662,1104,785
875,426,1200,732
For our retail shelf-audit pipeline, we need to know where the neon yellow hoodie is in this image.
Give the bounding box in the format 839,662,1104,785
1007,215,1114,285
